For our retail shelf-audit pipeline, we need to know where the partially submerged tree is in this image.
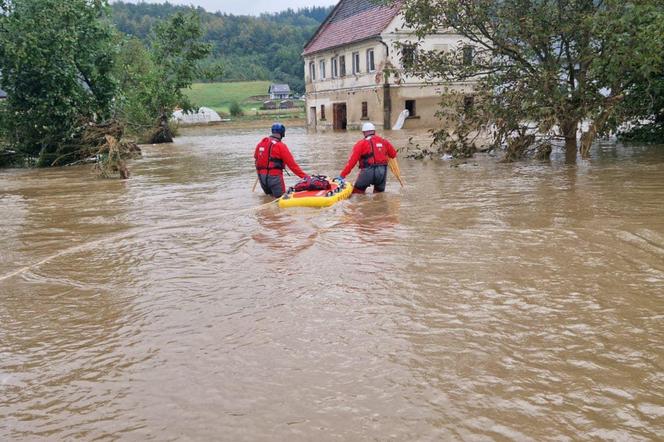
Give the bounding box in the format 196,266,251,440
395,0,664,161
113,11,217,144
0,0,123,166
144,10,215,143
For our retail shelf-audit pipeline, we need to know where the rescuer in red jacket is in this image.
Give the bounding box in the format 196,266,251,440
255,123,309,198
336,122,397,194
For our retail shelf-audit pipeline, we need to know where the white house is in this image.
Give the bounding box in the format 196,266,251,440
0,89,7,100
303,0,474,131
269,84,292,100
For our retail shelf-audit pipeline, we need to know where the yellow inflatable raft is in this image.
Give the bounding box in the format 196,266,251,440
278,179,354,208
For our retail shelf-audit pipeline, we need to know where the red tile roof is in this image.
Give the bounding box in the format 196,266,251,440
303,0,403,56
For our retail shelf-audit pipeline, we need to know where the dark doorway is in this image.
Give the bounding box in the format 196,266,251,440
333,103,347,131
405,100,417,117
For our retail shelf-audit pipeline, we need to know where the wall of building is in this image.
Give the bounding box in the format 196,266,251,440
304,12,476,132
304,39,388,93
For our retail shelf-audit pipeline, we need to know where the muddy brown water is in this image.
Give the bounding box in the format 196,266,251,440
1,127,663,441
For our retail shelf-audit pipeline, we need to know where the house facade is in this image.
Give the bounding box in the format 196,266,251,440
0,89,7,100
303,0,473,131
269,84,292,100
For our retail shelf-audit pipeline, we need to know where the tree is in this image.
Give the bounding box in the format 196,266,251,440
616,8,664,143
395,0,664,162
144,10,215,143
0,0,119,166
113,37,160,139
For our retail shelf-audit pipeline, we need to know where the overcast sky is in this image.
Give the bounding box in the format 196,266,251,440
114,1,339,16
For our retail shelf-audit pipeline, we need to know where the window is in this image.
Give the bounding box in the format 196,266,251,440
352,51,360,74
366,49,375,72
309,62,316,81
361,101,369,119
319,60,326,79
321,104,326,120
339,55,346,77
401,44,417,68
463,46,474,66
332,57,338,78
406,100,417,117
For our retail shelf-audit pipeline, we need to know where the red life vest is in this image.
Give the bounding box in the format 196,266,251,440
360,136,390,168
255,137,285,172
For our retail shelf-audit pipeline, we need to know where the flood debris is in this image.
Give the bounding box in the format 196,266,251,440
71,120,142,179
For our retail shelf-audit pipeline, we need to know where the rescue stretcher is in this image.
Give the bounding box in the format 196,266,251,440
278,178,353,208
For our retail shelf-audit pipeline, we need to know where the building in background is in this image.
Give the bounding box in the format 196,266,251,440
0,89,7,100
303,0,473,131
269,84,292,100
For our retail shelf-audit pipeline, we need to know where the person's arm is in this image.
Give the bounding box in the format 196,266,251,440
279,143,308,179
339,142,362,178
385,139,398,159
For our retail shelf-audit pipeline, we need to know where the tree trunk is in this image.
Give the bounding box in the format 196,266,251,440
150,114,174,144
561,119,578,163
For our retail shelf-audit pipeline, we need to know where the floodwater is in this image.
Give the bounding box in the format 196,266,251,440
1,127,663,441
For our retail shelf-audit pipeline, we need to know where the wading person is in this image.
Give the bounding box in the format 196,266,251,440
255,123,309,198
336,122,397,194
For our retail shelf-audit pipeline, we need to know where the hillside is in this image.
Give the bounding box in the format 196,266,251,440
111,2,333,93
183,81,306,122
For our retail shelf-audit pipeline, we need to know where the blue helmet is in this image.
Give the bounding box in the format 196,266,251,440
271,123,286,138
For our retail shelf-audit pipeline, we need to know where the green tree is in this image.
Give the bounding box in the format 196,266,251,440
616,9,664,143
0,0,118,166
113,37,160,139
145,10,215,143
395,0,664,161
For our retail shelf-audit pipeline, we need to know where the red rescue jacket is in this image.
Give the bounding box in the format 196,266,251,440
254,136,307,178
340,135,397,178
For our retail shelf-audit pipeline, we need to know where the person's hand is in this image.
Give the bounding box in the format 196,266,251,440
334,176,345,184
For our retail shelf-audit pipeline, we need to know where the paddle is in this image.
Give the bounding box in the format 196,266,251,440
388,158,405,187
252,177,259,192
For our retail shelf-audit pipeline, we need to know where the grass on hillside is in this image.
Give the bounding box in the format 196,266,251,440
184,81,305,119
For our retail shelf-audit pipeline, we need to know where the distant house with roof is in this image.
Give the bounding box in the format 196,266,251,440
0,89,7,100
269,84,292,100
303,0,473,131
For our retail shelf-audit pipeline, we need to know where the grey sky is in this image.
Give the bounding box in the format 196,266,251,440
114,1,339,16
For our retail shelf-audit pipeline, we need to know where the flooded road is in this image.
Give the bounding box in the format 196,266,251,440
1,127,663,441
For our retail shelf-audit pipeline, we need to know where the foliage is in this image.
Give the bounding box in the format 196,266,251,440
113,37,160,139
113,10,216,143
394,0,664,161
229,101,244,117
0,0,119,166
111,2,333,93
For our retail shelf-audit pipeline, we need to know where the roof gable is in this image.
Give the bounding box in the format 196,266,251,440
303,0,403,56
269,84,291,94
0,89,6,98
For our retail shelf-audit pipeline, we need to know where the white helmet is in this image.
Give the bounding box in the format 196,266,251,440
362,122,376,133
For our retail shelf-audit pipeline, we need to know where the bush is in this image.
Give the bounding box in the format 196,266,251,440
229,101,244,117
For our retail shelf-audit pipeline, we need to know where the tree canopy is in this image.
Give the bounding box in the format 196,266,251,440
0,0,214,170
0,0,118,166
395,0,664,161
